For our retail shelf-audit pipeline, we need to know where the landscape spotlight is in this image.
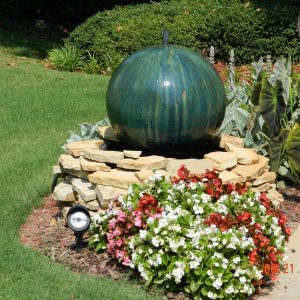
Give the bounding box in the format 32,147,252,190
66,204,91,250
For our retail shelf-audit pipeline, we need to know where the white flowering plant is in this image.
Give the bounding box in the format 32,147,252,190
89,166,290,300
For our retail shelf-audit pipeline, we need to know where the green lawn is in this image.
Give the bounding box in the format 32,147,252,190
0,28,158,299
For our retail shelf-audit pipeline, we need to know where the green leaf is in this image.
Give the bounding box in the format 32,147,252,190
251,70,266,106
190,281,200,292
259,79,286,137
268,128,290,172
286,123,300,177
95,241,106,253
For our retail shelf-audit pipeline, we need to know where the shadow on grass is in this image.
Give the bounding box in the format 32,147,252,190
0,24,63,59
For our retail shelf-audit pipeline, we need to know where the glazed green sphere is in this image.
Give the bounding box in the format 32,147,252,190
106,45,226,150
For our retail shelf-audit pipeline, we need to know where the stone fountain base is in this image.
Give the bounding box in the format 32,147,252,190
52,126,284,218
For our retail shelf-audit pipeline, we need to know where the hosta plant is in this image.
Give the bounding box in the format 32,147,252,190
89,167,290,300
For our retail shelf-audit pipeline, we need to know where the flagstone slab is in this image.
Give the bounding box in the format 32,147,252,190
71,178,97,202
65,140,104,156
97,126,119,142
204,152,237,171
80,156,111,172
219,134,244,149
53,182,76,202
117,155,167,170
166,158,213,175
253,171,277,186
77,195,100,211
123,150,142,159
218,170,244,184
95,185,127,207
59,154,81,171
224,143,259,165
82,149,124,164
88,169,140,189
231,163,266,181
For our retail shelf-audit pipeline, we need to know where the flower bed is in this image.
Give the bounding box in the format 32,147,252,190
89,166,291,299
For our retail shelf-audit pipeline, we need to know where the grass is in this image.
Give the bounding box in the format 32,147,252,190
0,28,158,299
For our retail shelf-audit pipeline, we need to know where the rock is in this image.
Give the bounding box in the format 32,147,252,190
71,178,97,202
252,171,277,186
65,140,104,157
88,169,140,189
257,155,270,169
97,126,119,142
64,169,90,180
82,149,124,164
62,206,71,219
123,150,142,159
219,134,244,149
272,199,282,209
134,170,171,181
77,196,100,211
166,158,213,175
117,155,167,170
53,182,76,202
255,182,272,192
80,156,111,172
204,152,237,171
267,188,285,203
59,154,81,171
224,144,259,165
53,165,64,174
95,185,127,208
218,170,244,184
231,163,266,181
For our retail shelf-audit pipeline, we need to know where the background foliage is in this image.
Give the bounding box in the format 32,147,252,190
59,0,300,72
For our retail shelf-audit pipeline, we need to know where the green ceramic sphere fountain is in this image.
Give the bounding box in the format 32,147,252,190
106,31,226,150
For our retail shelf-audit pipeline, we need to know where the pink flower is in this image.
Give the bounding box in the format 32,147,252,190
134,215,142,227
116,239,123,247
113,227,122,237
117,211,127,222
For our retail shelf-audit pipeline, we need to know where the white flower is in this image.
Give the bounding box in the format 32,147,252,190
139,230,148,240
151,237,160,247
190,260,200,269
207,291,218,299
193,205,204,214
156,255,162,265
225,285,234,294
189,182,197,190
212,277,223,289
201,193,211,203
233,257,241,264
138,263,144,273
172,263,185,283
207,270,214,277
131,253,137,262
239,276,247,283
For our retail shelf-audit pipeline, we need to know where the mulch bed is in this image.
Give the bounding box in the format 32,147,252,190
20,187,300,299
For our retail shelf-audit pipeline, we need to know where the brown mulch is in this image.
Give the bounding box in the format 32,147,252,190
19,196,124,280
20,187,300,298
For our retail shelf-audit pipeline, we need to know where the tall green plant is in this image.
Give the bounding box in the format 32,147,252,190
220,57,300,183
250,57,300,182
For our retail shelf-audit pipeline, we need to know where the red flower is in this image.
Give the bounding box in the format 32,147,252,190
284,227,291,236
249,249,258,265
237,212,252,223
178,164,189,179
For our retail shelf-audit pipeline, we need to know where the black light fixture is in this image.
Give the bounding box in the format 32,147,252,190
66,204,91,251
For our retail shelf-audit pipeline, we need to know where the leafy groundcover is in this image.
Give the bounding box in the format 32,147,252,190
89,166,291,300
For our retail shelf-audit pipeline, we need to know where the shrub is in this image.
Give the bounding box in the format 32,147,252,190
89,167,290,299
65,0,300,71
48,45,82,71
